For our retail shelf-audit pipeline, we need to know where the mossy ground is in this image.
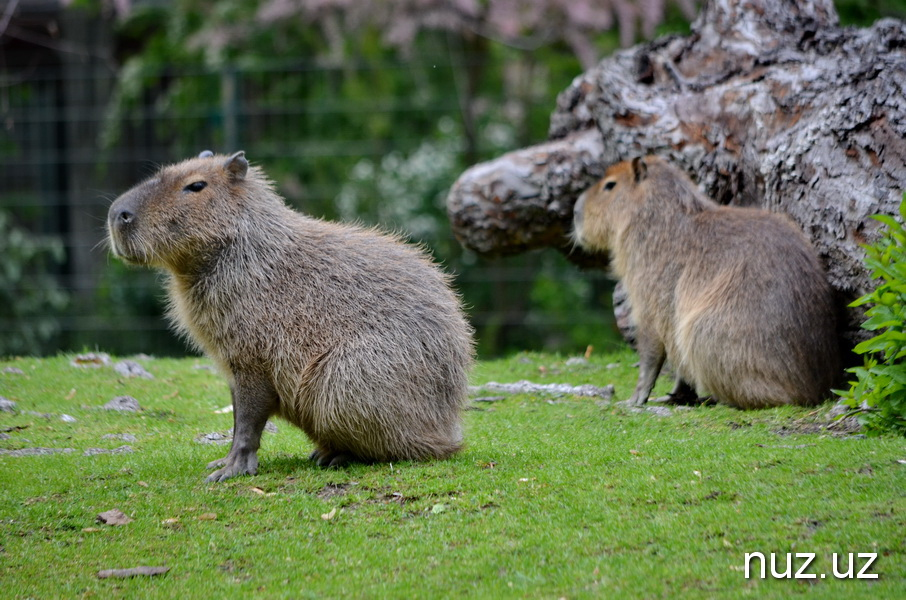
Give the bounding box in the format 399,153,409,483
1,350,904,598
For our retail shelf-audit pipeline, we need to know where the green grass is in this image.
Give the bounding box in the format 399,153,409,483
1,350,904,598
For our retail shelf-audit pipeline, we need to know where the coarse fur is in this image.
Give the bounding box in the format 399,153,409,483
107,151,474,481
572,155,839,409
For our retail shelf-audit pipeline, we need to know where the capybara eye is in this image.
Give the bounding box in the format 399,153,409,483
185,181,207,193
604,181,616,191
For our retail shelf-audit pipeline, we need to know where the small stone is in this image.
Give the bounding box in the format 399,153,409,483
103,396,142,412
102,433,137,443
827,401,851,419
645,406,673,417
195,431,230,445
472,396,506,403
3,367,24,375
565,357,588,367
71,353,110,368
97,566,169,579
469,381,614,399
97,508,133,526
84,445,134,456
113,360,154,379
60,414,77,423
0,447,75,457
0,397,16,412
197,421,277,445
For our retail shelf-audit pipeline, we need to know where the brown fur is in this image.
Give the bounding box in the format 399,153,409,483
107,151,474,481
572,155,839,409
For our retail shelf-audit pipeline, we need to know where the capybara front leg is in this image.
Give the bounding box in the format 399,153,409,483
627,333,665,407
206,376,277,483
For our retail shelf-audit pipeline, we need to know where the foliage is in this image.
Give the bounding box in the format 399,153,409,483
838,194,906,435
1,351,904,597
0,211,69,357
62,0,906,359
97,0,699,67
336,116,475,252
836,0,906,24
86,0,651,357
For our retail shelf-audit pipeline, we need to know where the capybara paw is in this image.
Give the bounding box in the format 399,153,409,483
626,393,648,407
205,457,228,470
309,448,352,469
654,393,713,406
204,455,258,482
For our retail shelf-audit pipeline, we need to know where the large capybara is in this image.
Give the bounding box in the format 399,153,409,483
572,155,839,409
107,150,474,481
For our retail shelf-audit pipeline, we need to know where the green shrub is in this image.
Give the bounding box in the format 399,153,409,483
0,210,69,356
838,193,906,434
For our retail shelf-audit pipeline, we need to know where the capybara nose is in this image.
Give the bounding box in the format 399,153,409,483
116,209,135,226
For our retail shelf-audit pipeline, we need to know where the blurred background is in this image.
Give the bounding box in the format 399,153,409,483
2,0,904,359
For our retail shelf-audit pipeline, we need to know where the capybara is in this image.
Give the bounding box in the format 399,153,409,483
572,155,839,409
107,150,474,481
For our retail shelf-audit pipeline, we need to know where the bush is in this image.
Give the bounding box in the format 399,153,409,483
0,211,69,356
838,193,906,435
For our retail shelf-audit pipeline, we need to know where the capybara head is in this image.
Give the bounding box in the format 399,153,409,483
572,156,653,253
107,151,259,272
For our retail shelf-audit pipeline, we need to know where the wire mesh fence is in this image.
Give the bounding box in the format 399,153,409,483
1,10,619,359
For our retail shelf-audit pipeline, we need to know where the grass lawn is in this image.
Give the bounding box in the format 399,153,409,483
0,349,903,598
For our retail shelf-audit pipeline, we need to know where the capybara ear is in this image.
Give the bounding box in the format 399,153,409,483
198,150,214,158
224,151,248,181
631,157,648,183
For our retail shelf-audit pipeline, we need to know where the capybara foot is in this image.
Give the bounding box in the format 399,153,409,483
205,453,258,482
309,448,353,468
654,393,714,406
626,392,648,407
653,387,709,406
205,457,227,469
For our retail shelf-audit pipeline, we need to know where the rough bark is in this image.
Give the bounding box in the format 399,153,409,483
447,0,906,343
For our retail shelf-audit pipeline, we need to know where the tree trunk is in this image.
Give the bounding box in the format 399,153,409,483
446,0,906,345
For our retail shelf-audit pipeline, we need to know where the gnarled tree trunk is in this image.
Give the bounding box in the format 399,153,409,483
447,0,906,345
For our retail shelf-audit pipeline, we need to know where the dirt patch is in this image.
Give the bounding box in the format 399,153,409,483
374,491,419,506
772,416,862,437
317,482,357,500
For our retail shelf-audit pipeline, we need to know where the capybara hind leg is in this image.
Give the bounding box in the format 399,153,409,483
628,333,666,406
309,448,354,469
654,379,708,405
206,377,278,482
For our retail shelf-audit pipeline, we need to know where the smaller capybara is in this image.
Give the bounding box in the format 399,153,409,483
107,150,474,481
572,155,839,409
